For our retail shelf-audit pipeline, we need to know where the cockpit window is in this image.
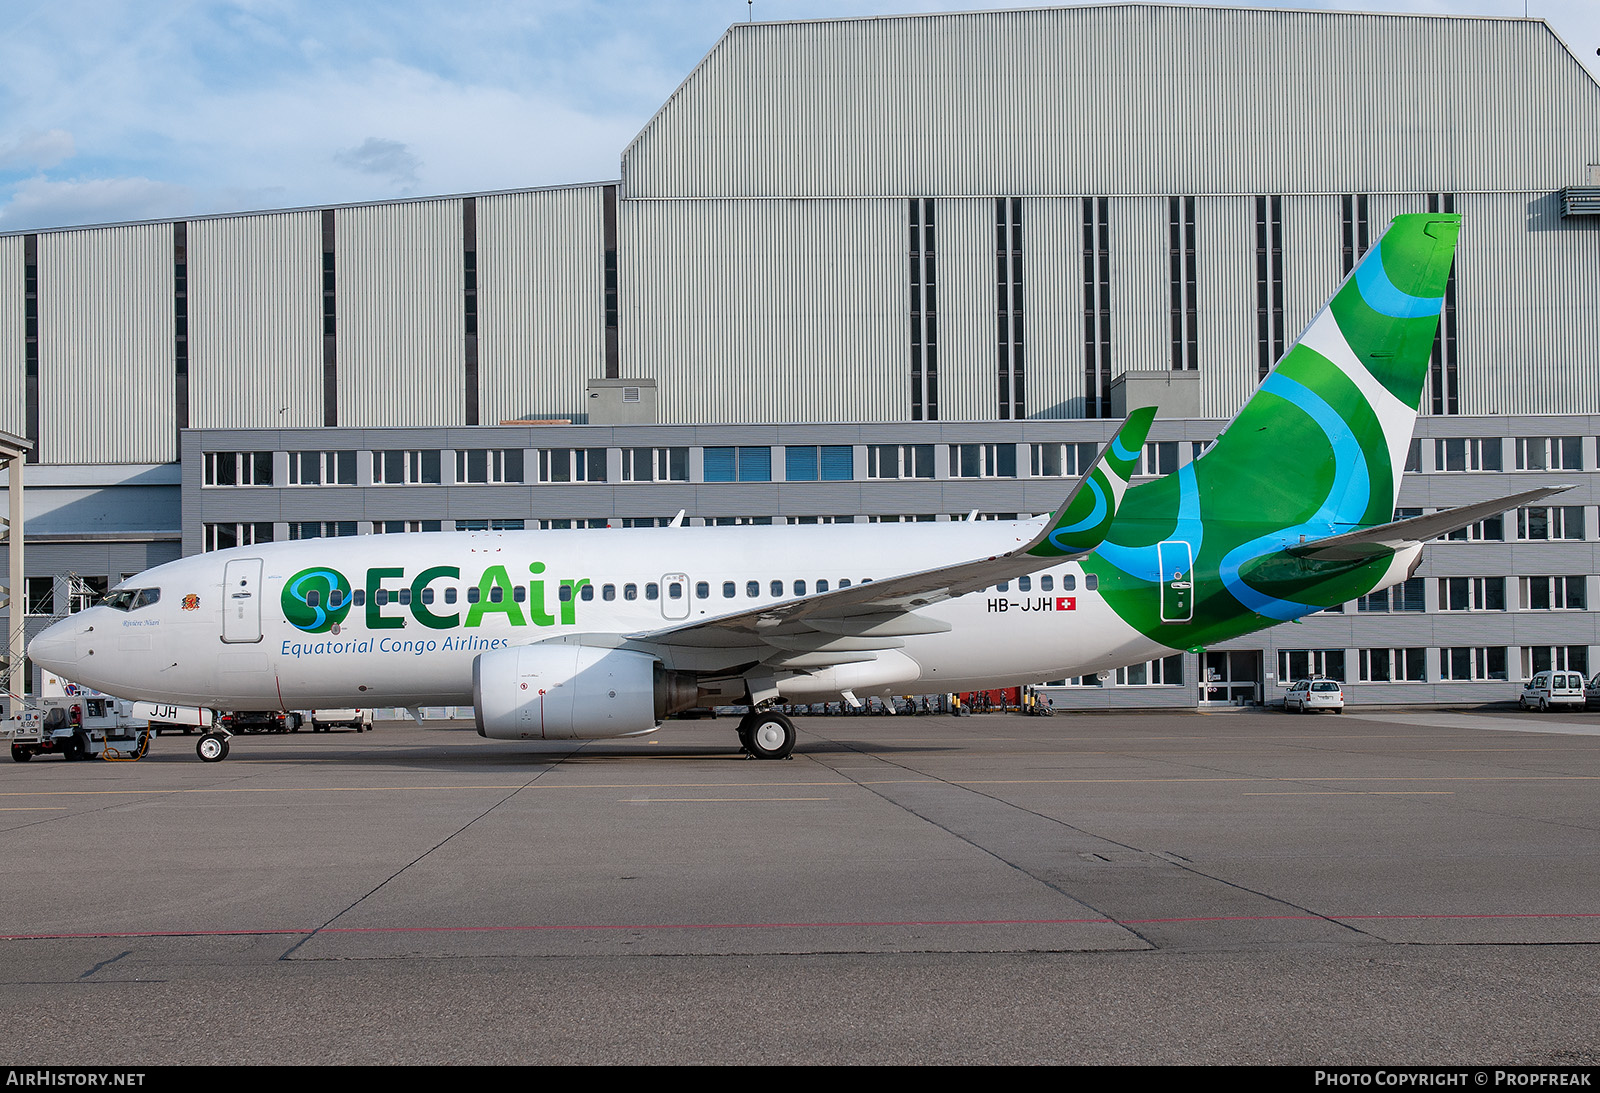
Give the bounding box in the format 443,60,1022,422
100,588,160,611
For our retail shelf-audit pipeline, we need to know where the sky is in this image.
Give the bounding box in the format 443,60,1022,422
0,0,1595,232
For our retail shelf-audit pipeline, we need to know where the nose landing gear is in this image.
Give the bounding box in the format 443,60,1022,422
196,732,231,762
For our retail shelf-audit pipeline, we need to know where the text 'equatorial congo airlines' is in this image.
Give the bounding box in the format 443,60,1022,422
26,214,1565,761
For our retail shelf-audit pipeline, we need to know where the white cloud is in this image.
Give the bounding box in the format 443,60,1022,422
0,129,75,171
0,175,195,230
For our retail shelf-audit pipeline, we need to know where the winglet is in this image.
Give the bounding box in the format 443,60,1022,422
1025,406,1156,559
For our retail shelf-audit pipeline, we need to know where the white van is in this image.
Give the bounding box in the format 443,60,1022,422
1518,671,1586,712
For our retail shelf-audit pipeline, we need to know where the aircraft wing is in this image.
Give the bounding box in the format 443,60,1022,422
1286,485,1574,561
617,408,1155,669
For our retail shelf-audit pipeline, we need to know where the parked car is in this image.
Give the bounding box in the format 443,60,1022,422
1585,674,1600,709
219,710,301,733
1518,671,1586,712
307,708,373,733
1283,678,1345,714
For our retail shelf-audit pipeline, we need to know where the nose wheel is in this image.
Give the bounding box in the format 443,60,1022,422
737,710,796,760
196,732,231,762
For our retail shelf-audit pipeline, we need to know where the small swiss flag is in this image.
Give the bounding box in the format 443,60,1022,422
1056,597,1077,611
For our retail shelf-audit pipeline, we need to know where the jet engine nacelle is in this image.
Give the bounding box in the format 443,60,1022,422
473,644,697,741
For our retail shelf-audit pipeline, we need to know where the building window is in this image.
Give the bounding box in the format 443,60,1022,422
995,196,1025,419
1404,439,1422,473
1433,438,1501,472
1517,506,1585,541
287,450,356,486
908,197,939,421
1358,648,1427,682
536,518,608,529
1278,649,1345,682
455,519,525,531
1116,655,1184,686
1357,578,1424,613
456,449,524,484
204,451,274,487
1081,196,1111,417
785,445,853,482
1340,192,1370,275
1427,192,1459,416
375,450,442,485
1167,195,1197,372
204,522,274,552
949,444,1016,479
1137,442,1178,478
1437,577,1505,612
1443,516,1504,542
24,576,55,616
1515,437,1582,471
375,521,442,533
1520,646,1588,678
1254,194,1284,379
288,522,358,539
704,447,772,483
68,576,107,614
1519,576,1587,610
621,447,688,482
867,444,934,480
537,448,605,484
1030,442,1100,478
1440,647,1508,682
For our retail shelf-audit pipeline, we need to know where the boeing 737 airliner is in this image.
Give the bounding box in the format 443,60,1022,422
24,214,1564,761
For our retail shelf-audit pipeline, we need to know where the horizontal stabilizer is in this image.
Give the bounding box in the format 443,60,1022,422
1288,486,1574,561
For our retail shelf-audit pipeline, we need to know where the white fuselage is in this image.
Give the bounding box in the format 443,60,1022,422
29,521,1174,711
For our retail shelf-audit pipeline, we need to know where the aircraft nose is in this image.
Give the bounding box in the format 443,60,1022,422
26,618,80,676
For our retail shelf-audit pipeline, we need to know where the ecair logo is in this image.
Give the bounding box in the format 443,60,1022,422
282,563,590,634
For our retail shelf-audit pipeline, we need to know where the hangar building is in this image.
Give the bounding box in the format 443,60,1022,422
4,4,1600,709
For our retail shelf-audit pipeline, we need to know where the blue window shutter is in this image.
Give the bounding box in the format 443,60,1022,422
738,446,771,482
704,447,735,482
786,446,818,481
820,445,853,480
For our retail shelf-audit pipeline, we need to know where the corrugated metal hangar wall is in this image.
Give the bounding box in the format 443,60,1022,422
3,3,1599,461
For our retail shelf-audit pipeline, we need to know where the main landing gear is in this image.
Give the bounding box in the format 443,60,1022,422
737,709,796,760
